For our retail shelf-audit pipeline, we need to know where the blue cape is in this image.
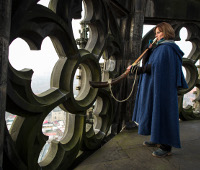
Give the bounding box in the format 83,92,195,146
132,41,188,148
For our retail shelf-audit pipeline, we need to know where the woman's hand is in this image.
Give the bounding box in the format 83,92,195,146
148,39,154,49
148,44,153,49
127,65,132,71
127,64,138,74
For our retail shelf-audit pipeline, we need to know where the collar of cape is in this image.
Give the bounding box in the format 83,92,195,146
155,38,184,60
156,38,175,45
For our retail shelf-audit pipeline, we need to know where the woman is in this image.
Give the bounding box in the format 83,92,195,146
127,22,188,157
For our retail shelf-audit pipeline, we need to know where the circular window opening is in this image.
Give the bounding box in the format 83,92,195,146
42,107,66,141
73,63,92,100
100,53,116,82
39,110,75,165
105,56,116,72
5,112,16,131
86,97,103,134
9,37,58,94
183,87,196,109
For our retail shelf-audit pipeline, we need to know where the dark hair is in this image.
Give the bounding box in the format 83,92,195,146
154,22,175,40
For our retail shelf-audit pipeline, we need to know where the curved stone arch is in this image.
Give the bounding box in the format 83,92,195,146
83,0,122,60
7,1,80,115
51,49,100,113
38,113,85,170
82,89,114,150
175,23,200,120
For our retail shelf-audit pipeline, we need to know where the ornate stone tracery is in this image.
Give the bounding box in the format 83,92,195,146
4,0,118,169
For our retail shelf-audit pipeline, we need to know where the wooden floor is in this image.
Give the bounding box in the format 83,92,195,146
75,120,200,170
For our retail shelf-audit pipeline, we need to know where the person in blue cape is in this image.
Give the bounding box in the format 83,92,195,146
127,22,188,157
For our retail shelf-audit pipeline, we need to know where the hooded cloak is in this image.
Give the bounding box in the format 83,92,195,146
132,41,188,148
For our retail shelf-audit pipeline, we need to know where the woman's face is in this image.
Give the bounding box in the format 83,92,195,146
155,27,164,41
